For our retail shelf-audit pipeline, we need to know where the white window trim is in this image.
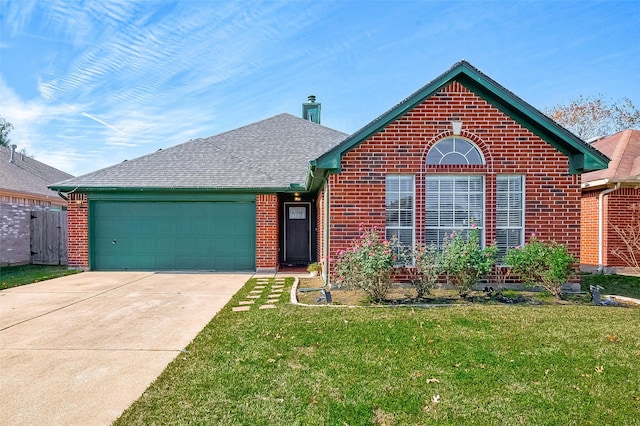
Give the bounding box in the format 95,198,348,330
385,174,416,264
495,175,525,260
426,137,486,165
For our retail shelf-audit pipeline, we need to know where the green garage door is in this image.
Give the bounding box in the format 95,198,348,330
91,201,255,271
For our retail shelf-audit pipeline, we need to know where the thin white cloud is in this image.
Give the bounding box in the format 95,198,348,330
81,112,126,134
9,0,635,180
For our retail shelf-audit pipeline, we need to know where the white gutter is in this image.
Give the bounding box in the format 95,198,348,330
598,183,621,270
581,178,610,189
323,176,330,285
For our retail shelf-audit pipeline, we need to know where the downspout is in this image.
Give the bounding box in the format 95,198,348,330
57,191,69,201
323,176,330,286
598,183,620,271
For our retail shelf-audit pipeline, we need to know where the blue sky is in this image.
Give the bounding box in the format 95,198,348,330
1,0,639,176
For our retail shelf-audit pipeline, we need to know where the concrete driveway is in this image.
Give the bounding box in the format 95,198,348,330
0,271,252,426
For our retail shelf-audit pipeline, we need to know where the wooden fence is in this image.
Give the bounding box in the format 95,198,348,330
30,210,68,265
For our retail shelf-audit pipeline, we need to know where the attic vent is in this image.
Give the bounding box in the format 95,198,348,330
302,95,321,124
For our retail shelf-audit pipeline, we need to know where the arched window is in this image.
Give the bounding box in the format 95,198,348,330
425,138,485,248
426,137,484,165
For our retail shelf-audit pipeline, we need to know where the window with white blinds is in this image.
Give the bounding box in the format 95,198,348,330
385,175,415,254
425,175,484,247
496,175,524,259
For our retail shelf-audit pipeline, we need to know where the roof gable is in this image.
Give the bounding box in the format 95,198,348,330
0,145,73,199
51,114,347,192
313,60,609,175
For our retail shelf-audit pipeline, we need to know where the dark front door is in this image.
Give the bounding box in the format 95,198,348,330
284,203,311,264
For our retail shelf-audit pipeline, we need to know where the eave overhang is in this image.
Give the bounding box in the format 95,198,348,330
581,177,640,191
0,188,67,205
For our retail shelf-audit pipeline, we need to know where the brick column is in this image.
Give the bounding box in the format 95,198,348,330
256,194,279,272
67,193,89,269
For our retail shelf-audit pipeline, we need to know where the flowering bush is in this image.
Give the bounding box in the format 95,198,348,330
333,225,402,302
440,228,497,298
410,242,442,298
503,237,576,299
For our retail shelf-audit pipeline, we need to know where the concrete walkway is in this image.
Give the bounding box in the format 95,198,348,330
0,271,251,426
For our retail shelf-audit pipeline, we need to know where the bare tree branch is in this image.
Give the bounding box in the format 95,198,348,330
545,95,640,140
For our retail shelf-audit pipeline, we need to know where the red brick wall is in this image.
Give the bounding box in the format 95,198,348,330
256,194,279,270
67,193,89,269
580,190,600,265
327,81,581,279
605,188,640,267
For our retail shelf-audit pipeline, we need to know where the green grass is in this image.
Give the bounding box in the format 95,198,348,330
581,273,640,299
0,264,80,290
116,278,640,425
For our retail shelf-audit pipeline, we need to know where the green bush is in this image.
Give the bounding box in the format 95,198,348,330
410,243,442,298
306,262,322,273
333,226,402,302
440,228,497,298
504,237,576,299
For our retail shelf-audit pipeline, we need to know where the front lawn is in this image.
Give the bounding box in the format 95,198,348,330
0,264,80,290
581,273,640,299
116,277,640,425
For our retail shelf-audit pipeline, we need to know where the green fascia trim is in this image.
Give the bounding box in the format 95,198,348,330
305,164,329,192
87,192,258,202
455,72,609,173
313,60,609,175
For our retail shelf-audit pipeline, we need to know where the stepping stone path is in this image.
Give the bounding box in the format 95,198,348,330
232,278,287,312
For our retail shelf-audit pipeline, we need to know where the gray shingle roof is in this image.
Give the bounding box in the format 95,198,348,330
0,145,73,199
51,114,348,191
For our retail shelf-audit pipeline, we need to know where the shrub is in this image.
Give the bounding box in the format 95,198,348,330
440,228,497,298
410,243,442,298
333,226,401,302
503,237,576,299
306,262,323,273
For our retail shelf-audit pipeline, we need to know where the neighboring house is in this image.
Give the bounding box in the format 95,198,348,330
51,61,608,277
1,145,73,266
580,130,640,273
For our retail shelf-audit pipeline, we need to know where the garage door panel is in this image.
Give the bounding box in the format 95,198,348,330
156,238,174,251
92,201,255,271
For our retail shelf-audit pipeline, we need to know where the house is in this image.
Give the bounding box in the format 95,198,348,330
580,130,640,273
1,144,74,266
51,61,608,277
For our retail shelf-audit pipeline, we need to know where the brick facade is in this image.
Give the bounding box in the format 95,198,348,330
319,82,582,279
581,188,640,269
67,193,89,269
606,189,640,267
580,190,600,265
1,195,64,266
256,194,279,271
1,202,35,265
